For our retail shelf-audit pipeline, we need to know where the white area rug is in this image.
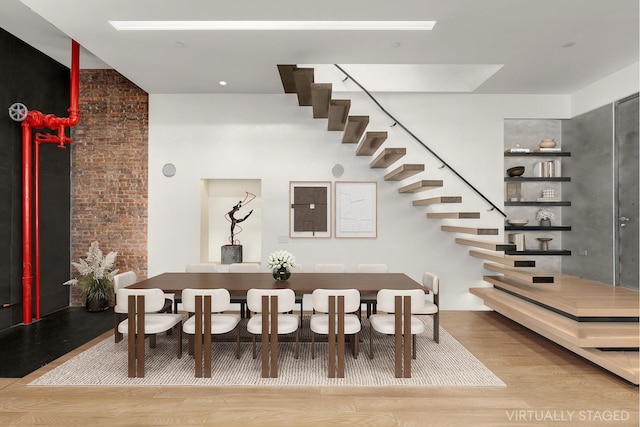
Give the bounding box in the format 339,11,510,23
28,316,504,387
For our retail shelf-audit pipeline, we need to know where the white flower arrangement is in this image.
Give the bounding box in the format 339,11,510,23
64,241,119,300
536,208,556,221
267,250,296,270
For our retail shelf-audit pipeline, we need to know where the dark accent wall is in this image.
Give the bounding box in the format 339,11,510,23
0,28,71,329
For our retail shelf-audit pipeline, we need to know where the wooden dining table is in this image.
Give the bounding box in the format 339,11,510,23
128,272,424,295
128,271,425,378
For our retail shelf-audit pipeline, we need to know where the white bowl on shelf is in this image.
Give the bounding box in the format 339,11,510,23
507,219,529,226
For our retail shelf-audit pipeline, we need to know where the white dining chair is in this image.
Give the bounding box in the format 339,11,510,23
314,264,346,273
113,271,172,343
310,289,361,378
174,263,219,313
369,288,427,378
415,272,440,343
246,288,299,378
115,288,183,378
181,288,241,377
356,263,389,317
228,263,259,317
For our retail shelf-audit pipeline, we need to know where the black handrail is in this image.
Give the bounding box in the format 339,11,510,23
334,64,506,218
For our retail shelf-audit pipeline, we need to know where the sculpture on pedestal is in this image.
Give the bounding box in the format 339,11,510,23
225,191,255,245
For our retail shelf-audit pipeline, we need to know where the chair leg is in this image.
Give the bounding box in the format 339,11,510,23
369,324,374,360
412,334,417,359
114,312,124,343
252,335,256,359
295,329,299,359
433,313,440,343
311,332,315,359
353,332,359,359
236,326,241,359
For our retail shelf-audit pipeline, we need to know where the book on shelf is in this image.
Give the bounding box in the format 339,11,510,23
505,148,531,153
534,148,562,152
533,159,561,177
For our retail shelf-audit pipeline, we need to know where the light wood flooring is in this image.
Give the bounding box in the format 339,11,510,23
0,311,637,426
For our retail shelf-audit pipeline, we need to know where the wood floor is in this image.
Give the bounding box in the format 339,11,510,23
0,311,637,426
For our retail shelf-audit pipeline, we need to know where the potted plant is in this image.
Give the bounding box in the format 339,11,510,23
64,241,119,312
536,208,556,227
267,250,296,281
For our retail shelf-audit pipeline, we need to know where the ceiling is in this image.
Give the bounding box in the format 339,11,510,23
1,0,638,95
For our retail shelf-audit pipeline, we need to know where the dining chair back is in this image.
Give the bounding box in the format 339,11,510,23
116,288,183,377
314,264,346,273
415,272,440,342
310,289,362,377
356,264,389,317
186,263,218,272
181,288,241,377
228,263,259,316
229,263,260,272
369,288,427,378
246,288,299,378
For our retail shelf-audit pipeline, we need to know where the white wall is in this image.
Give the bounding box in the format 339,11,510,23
148,92,570,310
571,62,640,117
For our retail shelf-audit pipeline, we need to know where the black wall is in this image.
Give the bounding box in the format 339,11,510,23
0,28,71,329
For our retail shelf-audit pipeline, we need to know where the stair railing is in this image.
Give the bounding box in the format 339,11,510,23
334,64,506,218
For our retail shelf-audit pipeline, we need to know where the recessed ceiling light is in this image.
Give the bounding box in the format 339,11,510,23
109,21,436,31
219,81,227,86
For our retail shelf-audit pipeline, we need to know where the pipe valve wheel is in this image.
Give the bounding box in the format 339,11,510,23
8,103,28,122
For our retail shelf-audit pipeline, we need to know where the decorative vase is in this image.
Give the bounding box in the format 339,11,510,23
540,219,552,227
85,297,109,312
272,267,291,281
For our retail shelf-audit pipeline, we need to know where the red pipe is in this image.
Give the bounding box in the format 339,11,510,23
21,123,33,324
20,40,80,324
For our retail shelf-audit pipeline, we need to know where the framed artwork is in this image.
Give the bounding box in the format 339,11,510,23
289,181,331,238
335,181,377,238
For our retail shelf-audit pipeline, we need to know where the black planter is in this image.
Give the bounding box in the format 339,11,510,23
85,298,109,312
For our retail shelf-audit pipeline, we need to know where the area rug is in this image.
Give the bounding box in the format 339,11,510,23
28,316,505,387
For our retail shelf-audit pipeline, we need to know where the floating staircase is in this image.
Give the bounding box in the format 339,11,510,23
277,64,639,384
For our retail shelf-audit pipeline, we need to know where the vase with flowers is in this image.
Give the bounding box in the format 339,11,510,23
536,208,555,227
64,241,119,312
267,250,296,281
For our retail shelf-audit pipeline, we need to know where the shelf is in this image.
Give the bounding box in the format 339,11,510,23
504,177,571,182
505,201,571,206
505,226,572,231
505,151,571,157
505,250,572,256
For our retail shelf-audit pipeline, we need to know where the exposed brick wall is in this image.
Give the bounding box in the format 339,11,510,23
69,69,148,305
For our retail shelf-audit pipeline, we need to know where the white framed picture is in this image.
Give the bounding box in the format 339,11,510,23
289,181,332,238
335,181,377,238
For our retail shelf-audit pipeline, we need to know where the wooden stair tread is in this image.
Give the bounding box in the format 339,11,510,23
427,212,480,219
277,64,297,93
469,250,535,267
292,67,314,106
327,99,351,131
470,287,639,347
413,196,462,206
455,237,516,251
483,263,554,283
482,274,640,317
384,164,425,181
398,180,443,193
356,131,388,156
311,83,332,118
441,226,499,235
342,116,369,143
370,148,406,168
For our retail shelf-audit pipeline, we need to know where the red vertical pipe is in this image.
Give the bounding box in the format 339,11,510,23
34,140,41,320
21,123,33,324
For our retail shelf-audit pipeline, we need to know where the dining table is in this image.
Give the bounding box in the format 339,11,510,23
128,271,424,295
